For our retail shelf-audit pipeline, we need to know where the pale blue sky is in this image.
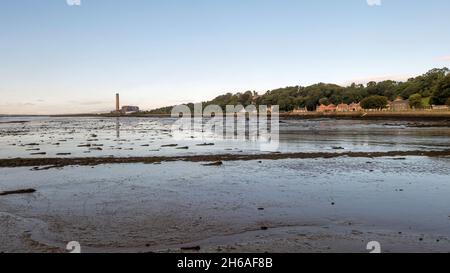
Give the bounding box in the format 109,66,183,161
1,0,449,114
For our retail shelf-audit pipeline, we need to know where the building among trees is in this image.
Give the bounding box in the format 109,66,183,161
389,97,409,111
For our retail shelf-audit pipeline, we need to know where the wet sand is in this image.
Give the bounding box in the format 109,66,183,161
1,158,450,253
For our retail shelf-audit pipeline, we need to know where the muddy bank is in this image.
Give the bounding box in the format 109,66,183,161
1,149,450,168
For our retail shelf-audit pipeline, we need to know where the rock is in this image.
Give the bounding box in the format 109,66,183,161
161,144,178,147
202,161,223,166
176,146,189,150
258,207,265,211
78,144,91,147
197,143,215,146
31,152,46,155
180,246,201,251
332,146,345,150
56,153,71,156
31,165,59,171
260,226,268,230
0,189,36,196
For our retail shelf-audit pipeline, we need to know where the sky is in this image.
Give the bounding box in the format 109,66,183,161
1,0,450,114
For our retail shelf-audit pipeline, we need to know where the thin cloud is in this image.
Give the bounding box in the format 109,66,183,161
342,74,411,86
367,0,382,6
66,0,81,6
437,56,450,62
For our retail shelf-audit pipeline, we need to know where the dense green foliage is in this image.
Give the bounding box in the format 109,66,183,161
431,73,450,105
409,93,423,108
360,96,388,110
147,68,449,114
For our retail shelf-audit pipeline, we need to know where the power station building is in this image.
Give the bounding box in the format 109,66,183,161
114,93,140,114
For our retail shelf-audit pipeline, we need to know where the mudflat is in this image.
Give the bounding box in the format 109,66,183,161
1,117,450,253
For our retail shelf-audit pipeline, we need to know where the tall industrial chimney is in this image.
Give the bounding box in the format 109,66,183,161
115,93,120,113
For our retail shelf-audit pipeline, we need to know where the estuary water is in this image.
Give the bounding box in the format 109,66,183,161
1,117,450,253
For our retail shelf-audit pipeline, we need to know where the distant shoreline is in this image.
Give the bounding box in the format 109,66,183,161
3,111,450,120
45,111,450,120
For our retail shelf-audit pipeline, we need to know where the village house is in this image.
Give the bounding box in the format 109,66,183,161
316,104,336,113
336,103,350,112
349,103,362,112
389,97,409,111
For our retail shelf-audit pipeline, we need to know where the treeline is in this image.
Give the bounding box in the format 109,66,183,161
147,67,450,114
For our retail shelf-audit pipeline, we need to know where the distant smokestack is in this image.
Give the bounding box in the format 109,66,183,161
115,93,120,112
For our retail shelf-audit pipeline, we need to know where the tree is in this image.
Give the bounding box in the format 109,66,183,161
147,67,449,113
409,93,423,109
319,97,330,105
431,74,450,105
360,96,388,110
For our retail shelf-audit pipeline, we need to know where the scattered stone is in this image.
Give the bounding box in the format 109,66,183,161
180,246,201,251
332,146,345,150
176,146,189,150
0,189,36,196
31,165,60,171
161,144,178,147
197,143,215,146
78,144,91,147
258,207,265,211
31,152,46,155
260,226,269,230
202,161,223,166
56,153,72,156
141,144,150,147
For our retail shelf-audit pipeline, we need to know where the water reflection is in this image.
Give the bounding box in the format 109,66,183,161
115,117,120,139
